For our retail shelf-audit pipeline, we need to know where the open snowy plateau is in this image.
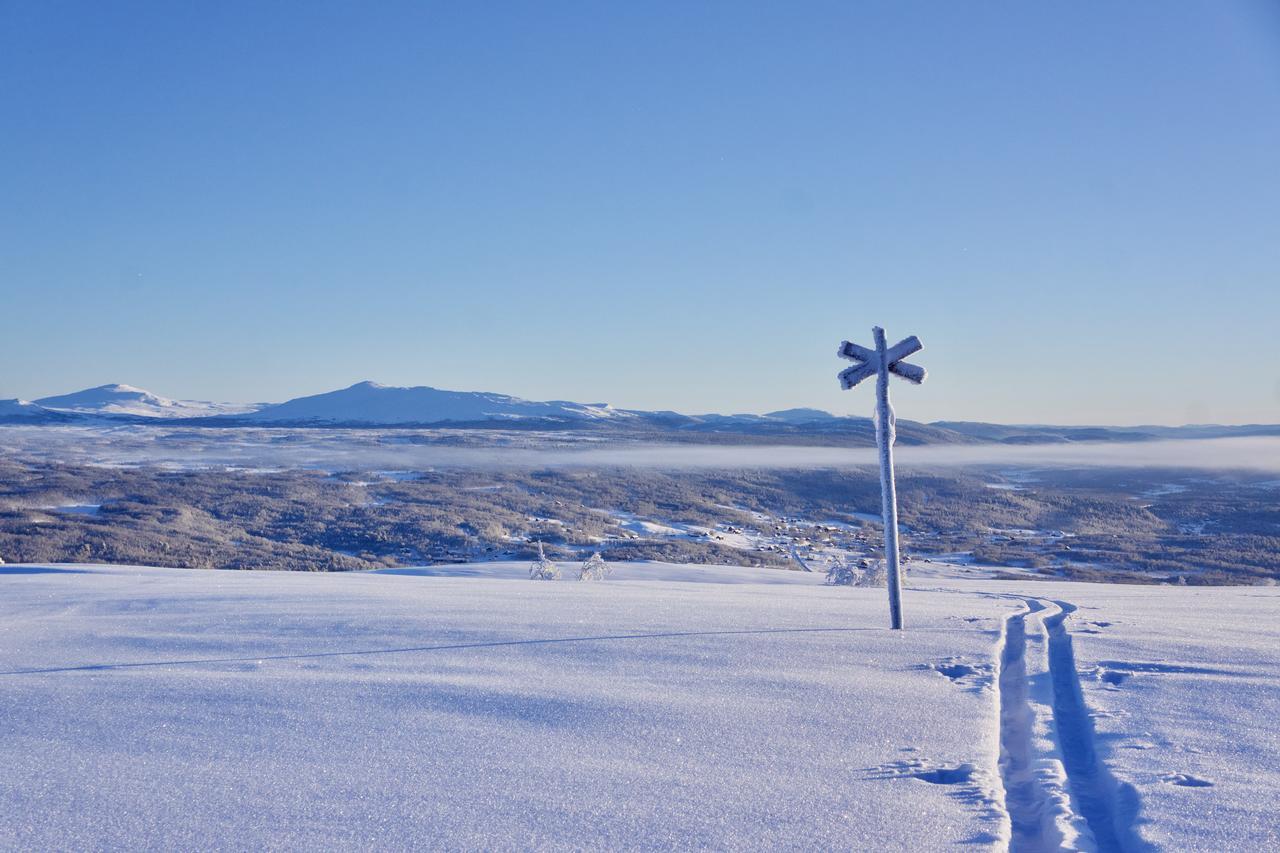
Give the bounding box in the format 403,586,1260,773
1,561,1275,851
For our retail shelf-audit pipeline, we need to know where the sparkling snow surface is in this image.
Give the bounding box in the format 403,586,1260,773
1,564,1277,851
1044,583,1280,851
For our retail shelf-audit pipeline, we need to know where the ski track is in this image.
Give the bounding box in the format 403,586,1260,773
997,598,1064,852
1042,600,1151,852
995,596,1151,852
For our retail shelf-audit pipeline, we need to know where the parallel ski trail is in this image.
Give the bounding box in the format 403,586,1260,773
997,599,1062,853
1042,600,1150,853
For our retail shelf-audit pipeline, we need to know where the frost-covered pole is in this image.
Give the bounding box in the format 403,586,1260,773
873,327,904,630
837,326,926,630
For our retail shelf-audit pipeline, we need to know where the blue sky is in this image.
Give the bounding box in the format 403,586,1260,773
3,1,1278,424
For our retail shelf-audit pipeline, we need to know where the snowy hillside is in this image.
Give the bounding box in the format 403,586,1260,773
2,562,1275,850
34,384,257,418
241,381,634,425
762,407,839,422
0,398,72,423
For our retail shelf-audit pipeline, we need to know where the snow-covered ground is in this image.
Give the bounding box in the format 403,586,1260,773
1,562,1276,850
1046,584,1280,850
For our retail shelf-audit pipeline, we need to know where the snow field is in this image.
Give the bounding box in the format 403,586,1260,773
1027,583,1280,852
2,564,1012,850
957,579,1280,852
2,565,1277,850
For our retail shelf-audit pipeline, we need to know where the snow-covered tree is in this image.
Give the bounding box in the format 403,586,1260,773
529,541,560,580
578,552,610,581
856,559,888,588
825,558,856,586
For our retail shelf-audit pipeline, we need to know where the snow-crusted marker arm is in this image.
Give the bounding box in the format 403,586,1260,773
836,327,927,630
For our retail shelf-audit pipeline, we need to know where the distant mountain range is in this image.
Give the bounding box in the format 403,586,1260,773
2,381,1276,445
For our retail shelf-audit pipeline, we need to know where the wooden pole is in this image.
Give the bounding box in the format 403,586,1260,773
873,326,905,630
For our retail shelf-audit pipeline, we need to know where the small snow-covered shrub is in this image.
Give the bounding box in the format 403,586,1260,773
529,542,560,580
855,560,888,588
578,552,610,581
825,560,856,586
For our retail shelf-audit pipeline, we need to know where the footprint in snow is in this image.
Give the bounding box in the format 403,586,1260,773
865,758,977,786
920,657,994,691
1161,773,1214,788
1094,666,1130,687
912,764,977,785
1091,707,1127,720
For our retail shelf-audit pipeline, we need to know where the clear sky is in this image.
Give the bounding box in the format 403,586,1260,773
3,1,1278,425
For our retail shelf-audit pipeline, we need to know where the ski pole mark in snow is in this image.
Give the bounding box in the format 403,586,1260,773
864,756,1005,845
921,657,995,693
1087,655,1254,720
866,759,978,785
1093,660,1244,678
1096,668,1131,687
1159,773,1213,788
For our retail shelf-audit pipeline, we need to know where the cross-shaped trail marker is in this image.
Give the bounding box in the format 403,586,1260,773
837,326,927,630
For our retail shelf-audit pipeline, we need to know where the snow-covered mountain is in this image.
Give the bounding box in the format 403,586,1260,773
242,381,635,425
232,382,972,443
761,408,839,423
12,381,1279,443
10,380,895,430
34,384,258,419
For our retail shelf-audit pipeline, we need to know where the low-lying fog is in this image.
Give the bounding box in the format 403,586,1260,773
3,426,1279,474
